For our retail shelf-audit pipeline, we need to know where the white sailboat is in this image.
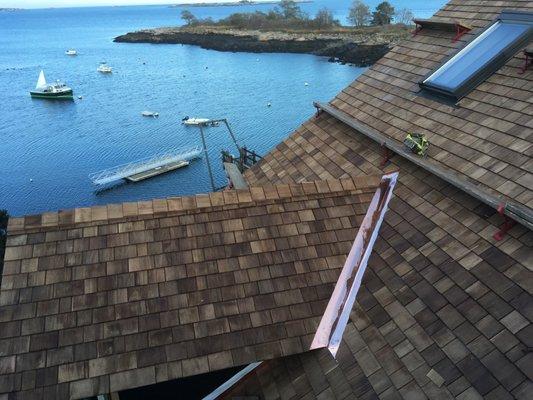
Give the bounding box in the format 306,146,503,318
30,70,73,100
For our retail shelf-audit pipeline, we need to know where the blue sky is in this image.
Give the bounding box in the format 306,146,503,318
1,0,246,9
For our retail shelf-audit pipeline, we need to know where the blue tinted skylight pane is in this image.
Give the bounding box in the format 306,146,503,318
424,21,529,91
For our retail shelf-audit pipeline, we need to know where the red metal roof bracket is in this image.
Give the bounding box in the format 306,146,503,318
412,22,422,37
310,172,399,358
380,143,392,167
452,23,470,43
493,203,516,241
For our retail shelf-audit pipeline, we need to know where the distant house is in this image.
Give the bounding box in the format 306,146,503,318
0,1,531,399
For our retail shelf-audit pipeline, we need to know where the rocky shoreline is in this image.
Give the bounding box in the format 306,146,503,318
114,26,409,66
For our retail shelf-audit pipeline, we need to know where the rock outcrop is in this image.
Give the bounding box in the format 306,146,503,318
114,26,409,66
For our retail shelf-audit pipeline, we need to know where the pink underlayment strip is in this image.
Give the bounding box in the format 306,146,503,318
310,172,399,357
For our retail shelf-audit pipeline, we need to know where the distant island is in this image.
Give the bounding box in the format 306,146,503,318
0,8,23,12
170,1,312,7
116,1,412,66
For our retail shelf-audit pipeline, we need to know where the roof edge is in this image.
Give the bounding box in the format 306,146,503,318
7,176,383,234
202,362,263,400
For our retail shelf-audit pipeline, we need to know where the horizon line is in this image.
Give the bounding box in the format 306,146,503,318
1,0,295,11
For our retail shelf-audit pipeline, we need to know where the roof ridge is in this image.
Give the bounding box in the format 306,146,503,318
7,175,384,234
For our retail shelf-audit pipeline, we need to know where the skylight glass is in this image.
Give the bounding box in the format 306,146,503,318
420,11,533,101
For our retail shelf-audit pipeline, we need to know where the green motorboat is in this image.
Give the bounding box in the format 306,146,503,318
30,70,73,100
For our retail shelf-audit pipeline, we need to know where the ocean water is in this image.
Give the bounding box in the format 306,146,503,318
0,1,446,216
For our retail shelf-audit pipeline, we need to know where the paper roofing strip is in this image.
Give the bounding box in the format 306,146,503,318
310,172,399,358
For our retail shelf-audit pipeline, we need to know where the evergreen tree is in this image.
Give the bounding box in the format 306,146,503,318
277,0,303,19
371,2,395,25
181,10,197,26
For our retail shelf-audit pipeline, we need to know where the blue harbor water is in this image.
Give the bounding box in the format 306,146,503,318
0,1,446,216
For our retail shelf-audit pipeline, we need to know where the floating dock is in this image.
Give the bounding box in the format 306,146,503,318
125,160,189,182
89,146,201,186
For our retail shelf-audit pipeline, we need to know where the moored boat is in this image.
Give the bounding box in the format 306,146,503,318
182,116,211,126
29,70,73,100
97,62,112,73
142,111,159,117
65,49,77,56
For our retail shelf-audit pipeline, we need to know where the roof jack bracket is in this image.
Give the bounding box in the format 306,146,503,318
380,143,392,167
493,203,516,241
452,23,470,43
314,103,323,118
519,49,532,74
411,24,422,37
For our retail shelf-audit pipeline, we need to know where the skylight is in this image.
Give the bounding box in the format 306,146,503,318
420,10,533,101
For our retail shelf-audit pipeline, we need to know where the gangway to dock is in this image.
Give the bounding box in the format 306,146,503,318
89,146,202,186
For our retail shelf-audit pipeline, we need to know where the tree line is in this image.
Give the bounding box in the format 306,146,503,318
349,1,413,26
181,1,414,30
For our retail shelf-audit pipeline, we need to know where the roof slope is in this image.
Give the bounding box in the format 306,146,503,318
237,111,532,399
0,177,383,399
329,0,533,211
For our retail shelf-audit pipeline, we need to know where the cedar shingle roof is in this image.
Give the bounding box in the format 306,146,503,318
229,111,532,398
0,177,385,399
329,0,533,212
1,1,532,399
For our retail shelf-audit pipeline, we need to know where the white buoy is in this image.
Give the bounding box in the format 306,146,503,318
78,96,83,100
267,102,272,107
29,178,33,182
304,82,309,86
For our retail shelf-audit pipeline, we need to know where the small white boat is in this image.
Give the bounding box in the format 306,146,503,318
97,63,112,73
182,117,211,126
65,49,77,56
142,111,159,118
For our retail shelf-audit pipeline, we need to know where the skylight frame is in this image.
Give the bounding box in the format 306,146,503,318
419,10,533,102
